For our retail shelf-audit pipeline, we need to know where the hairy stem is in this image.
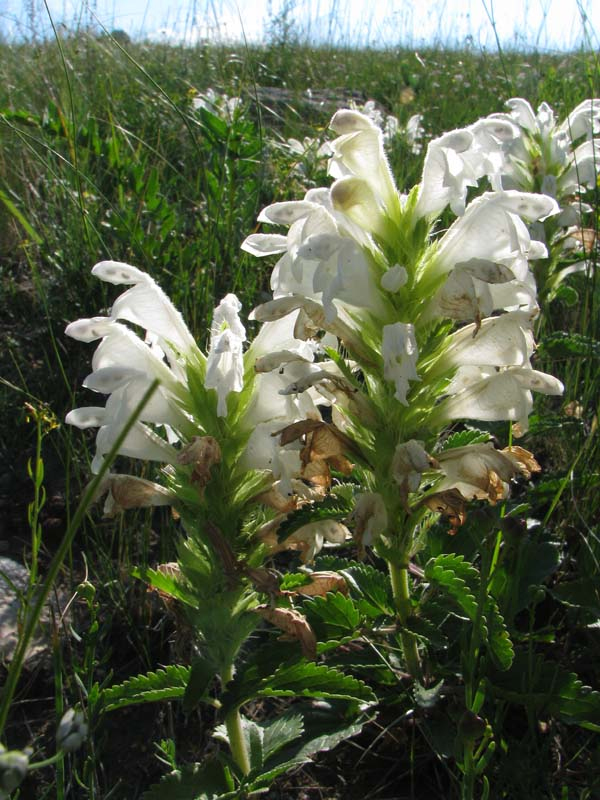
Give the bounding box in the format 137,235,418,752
389,561,422,681
222,664,251,776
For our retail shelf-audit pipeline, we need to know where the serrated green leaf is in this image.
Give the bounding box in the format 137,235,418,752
142,759,234,800
327,647,398,684
405,612,450,649
538,331,600,359
184,657,216,713
492,652,600,730
222,658,375,712
277,494,352,544
341,563,395,617
132,566,199,608
440,429,491,451
250,705,368,789
101,666,191,712
304,592,361,640
279,572,314,591
491,537,560,619
262,713,304,761
263,661,375,702
245,719,265,772
552,578,600,618
483,597,514,671
424,554,479,620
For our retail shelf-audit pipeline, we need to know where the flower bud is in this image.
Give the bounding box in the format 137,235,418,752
458,710,487,742
57,709,88,753
0,745,29,793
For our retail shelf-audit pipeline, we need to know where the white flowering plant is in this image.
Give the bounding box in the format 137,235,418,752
483,97,600,307
62,98,600,799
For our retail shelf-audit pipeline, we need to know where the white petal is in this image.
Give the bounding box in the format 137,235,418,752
241,233,288,257
109,281,197,356
444,312,534,368
83,366,143,394
92,261,150,285
65,407,106,428
258,201,318,225
330,109,379,134
65,317,113,342
94,421,177,472
510,368,564,395
381,265,408,292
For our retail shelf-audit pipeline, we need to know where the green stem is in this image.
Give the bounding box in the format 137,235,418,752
28,752,66,771
0,381,159,740
389,561,422,681
462,741,476,800
222,664,251,777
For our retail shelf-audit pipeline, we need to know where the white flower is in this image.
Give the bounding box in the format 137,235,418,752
0,745,29,795
91,261,199,362
434,442,523,503
351,492,388,547
436,365,563,432
438,311,536,370
328,109,400,220
405,113,425,154
192,88,241,121
489,98,600,199
93,474,173,517
434,191,558,277
205,294,246,417
244,188,384,322
284,518,350,563
56,709,88,752
66,266,199,473
415,128,479,217
392,440,434,494
382,322,420,405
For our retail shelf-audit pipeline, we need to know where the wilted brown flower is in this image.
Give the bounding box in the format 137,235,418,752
275,419,356,491
254,605,317,660
177,436,222,495
286,570,349,598
93,474,173,517
421,489,467,534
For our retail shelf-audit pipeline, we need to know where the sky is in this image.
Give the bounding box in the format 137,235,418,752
1,0,599,50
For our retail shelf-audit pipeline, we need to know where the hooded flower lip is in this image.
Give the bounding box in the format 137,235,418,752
93,473,173,517
435,365,564,433
328,109,399,216
415,128,479,218
429,311,536,375
91,261,200,361
433,191,559,279
249,295,375,363
351,491,388,554
243,187,385,323
392,439,438,507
